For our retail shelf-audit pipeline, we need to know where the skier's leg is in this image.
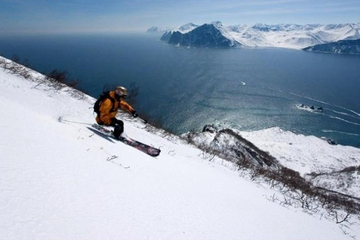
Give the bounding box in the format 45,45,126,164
111,118,124,139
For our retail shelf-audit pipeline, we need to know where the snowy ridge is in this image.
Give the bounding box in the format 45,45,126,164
161,21,360,49
148,23,198,34
177,23,199,33
1,56,360,239
304,39,360,54
147,26,173,33
184,125,360,199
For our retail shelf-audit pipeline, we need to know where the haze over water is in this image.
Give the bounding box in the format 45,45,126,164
1,33,359,147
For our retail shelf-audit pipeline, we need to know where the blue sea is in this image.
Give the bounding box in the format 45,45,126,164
1,33,360,147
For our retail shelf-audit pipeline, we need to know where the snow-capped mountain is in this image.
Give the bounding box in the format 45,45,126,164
147,23,198,34
161,23,234,48
147,26,171,33
160,21,360,49
159,23,200,43
177,22,199,33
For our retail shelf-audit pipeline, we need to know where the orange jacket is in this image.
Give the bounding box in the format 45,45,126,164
95,91,134,125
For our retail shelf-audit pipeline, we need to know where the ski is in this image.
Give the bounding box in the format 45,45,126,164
91,124,161,157
117,136,161,157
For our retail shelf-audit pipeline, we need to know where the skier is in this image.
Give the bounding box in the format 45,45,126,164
95,86,138,138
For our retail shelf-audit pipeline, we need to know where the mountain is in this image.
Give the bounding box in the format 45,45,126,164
303,39,360,54
147,26,163,33
166,23,235,48
147,24,199,34
161,22,360,50
147,26,171,33
160,22,199,43
1,56,360,239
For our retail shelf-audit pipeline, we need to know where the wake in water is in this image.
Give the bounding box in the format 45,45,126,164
251,87,360,147
329,109,360,120
290,92,360,116
289,92,360,126
327,115,360,126
322,129,360,137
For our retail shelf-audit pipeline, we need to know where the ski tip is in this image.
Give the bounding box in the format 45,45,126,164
149,149,161,157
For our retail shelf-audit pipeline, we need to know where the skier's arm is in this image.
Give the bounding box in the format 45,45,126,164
120,99,135,114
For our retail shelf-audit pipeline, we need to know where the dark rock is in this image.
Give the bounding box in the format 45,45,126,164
303,39,360,54
202,124,218,133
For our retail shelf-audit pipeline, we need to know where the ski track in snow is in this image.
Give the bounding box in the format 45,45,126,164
1,57,360,239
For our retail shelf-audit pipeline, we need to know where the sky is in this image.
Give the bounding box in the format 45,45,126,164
0,0,360,35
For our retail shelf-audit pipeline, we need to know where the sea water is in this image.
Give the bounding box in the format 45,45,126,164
1,33,359,147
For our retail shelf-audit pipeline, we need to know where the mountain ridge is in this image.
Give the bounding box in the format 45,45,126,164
156,22,360,50
303,39,360,54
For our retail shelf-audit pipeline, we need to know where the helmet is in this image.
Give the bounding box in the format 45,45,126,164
115,86,128,97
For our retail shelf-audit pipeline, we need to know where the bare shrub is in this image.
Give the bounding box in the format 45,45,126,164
126,82,139,106
0,56,86,100
184,126,360,220
45,69,81,90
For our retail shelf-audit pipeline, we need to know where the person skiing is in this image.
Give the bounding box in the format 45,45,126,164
95,86,138,138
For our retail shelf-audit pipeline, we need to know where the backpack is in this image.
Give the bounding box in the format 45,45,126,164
94,91,116,115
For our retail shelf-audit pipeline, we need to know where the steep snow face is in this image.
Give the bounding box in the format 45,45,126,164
163,22,360,49
1,56,360,239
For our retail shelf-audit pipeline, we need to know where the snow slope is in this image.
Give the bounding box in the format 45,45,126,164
1,56,359,239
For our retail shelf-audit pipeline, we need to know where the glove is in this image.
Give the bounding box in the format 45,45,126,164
132,110,138,118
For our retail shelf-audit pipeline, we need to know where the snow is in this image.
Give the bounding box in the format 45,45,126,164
1,56,360,239
177,23,199,33
241,127,360,199
227,23,360,49
240,127,360,176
